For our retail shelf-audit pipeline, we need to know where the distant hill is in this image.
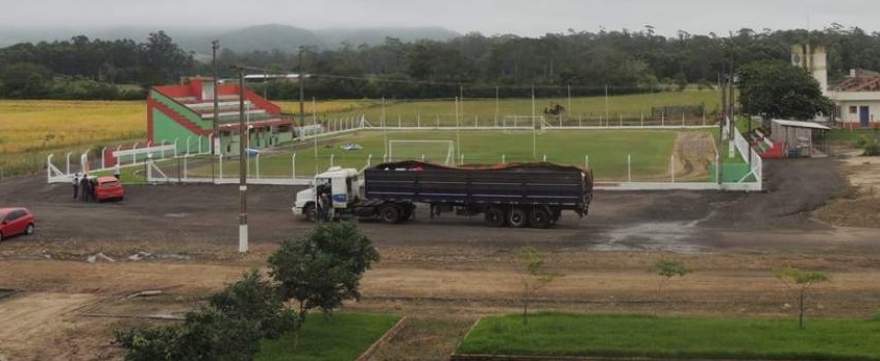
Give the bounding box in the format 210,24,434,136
0,24,461,54
315,26,460,47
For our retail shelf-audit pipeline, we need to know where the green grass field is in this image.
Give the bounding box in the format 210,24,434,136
458,313,880,361
181,129,696,181
256,313,399,361
284,89,721,127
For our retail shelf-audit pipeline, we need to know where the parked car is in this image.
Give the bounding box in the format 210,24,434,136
0,208,35,242
94,176,125,201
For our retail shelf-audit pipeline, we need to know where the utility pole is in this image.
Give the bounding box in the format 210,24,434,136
211,40,220,182
494,85,500,126
567,84,573,119
604,85,609,123
297,47,305,145
531,85,537,159
235,66,248,253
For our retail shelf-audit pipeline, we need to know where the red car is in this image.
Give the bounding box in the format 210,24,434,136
94,176,125,201
0,208,35,242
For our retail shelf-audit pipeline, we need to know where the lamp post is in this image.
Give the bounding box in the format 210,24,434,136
234,65,248,253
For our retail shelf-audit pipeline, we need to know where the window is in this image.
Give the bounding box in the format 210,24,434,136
850,106,858,114
6,210,24,221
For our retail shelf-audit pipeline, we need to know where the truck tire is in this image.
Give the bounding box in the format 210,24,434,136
529,206,552,228
484,206,506,227
380,205,402,224
508,207,530,228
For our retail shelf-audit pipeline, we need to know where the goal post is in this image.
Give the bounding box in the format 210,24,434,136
387,140,456,165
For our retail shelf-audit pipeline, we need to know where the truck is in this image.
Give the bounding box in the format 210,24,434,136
292,161,593,228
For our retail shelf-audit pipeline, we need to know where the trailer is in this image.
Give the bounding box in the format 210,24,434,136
293,161,592,228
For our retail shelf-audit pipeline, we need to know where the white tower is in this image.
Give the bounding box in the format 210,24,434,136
791,44,828,95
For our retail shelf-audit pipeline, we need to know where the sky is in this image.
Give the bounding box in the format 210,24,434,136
1,0,879,37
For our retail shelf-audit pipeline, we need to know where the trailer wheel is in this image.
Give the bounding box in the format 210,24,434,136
549,208,562,225
530,207,552,228
484,206,506,227
508,207,530,228
380,205,402,224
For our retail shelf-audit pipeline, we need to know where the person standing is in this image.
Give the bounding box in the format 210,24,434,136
80,174,90,202
72,173,80,199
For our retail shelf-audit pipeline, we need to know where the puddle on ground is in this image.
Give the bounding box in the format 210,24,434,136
591,215,710,253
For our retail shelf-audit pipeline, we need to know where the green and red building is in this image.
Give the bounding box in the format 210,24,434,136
148,77,293,155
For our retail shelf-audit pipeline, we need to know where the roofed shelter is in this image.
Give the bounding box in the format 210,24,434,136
770,119,831,158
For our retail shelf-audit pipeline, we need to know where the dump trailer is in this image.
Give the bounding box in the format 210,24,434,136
292,161,592,228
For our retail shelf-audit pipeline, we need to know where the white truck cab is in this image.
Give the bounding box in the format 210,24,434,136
292,167,362,220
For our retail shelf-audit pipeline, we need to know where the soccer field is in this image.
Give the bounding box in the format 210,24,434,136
186,128,717,182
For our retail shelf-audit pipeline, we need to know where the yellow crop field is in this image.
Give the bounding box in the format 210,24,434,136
0,100,146,175
276,99,379,115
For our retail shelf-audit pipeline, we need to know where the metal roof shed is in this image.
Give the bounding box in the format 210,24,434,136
770,119,831,158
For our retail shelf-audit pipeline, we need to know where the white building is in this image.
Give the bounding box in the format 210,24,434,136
794,44,880,128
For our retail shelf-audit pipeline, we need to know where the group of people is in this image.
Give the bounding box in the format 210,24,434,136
72,173,98,201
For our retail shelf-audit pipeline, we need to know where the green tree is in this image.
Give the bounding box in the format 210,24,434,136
115,271,294,361
515,246,560,325
0,62,52,98
738,60,833,120
652,259,690,309
208,270,297,339
774,267,830,329
268,222,379,320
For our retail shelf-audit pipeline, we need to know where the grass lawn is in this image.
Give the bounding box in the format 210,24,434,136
302,89,721,126
458,313,880,361
826,128,880,146
256,313,400,361
184,129,687,181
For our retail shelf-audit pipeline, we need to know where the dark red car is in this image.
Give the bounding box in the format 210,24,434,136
0,207,35,242
94,176,125,201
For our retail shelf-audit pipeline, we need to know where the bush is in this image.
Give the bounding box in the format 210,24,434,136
860,136,880,156
116,271,296,361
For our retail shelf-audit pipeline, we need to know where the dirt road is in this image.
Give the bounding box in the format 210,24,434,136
2,157,879,360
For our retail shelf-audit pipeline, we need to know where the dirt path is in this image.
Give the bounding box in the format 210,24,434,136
672,131,716,180
0,293,97,360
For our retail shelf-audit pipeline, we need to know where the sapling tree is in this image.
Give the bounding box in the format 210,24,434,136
268,222,379,344
774,267,829,329
515,246,560,325
653,259,690,308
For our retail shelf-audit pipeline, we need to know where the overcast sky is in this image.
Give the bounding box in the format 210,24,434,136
2,0,879,36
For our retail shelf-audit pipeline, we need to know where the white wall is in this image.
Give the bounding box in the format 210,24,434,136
836,99,880,125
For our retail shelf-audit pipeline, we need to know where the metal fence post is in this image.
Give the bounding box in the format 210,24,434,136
670,154,676,183
292,153,296,180
219,154,224,180
641,113,645,128
502,154,506,164
367,153,372,168
585,155,589,169
329,154,334,168
628,154,632,182
101,147,108,169
65,152,72,174
183,154,188,180
186,137,192,156
131,142,139,165
256,153,261,179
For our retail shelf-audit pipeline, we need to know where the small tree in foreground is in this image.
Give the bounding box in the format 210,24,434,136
115,271,294,361
652,259,690,310
268,222,379,343
775,267,829,329
515,246,560,325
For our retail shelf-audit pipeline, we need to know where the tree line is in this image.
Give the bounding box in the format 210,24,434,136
0,31,193,99
3,25,880,100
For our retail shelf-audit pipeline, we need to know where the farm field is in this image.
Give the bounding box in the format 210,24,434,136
256,313,400,361
279,89,722,126
458,313,880,360
0,100,145,176
180,129,718,181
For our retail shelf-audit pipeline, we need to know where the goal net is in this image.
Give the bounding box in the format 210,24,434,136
502,115,546,133
388,140,455,165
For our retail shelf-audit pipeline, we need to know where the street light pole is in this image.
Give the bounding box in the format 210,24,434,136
236,66,248,253
211,40,220,182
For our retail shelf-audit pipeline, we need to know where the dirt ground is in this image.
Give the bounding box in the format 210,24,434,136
1,156,880,360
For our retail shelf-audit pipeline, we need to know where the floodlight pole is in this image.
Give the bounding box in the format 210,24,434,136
381,96,387,158
313,97,318,174
531,85,537,159
211,40,220,183
235,66,248,253
297,47,305,144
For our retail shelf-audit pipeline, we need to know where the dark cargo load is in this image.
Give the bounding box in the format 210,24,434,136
364,161,592,215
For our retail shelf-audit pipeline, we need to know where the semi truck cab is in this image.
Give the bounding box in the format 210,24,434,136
292,167,362,221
